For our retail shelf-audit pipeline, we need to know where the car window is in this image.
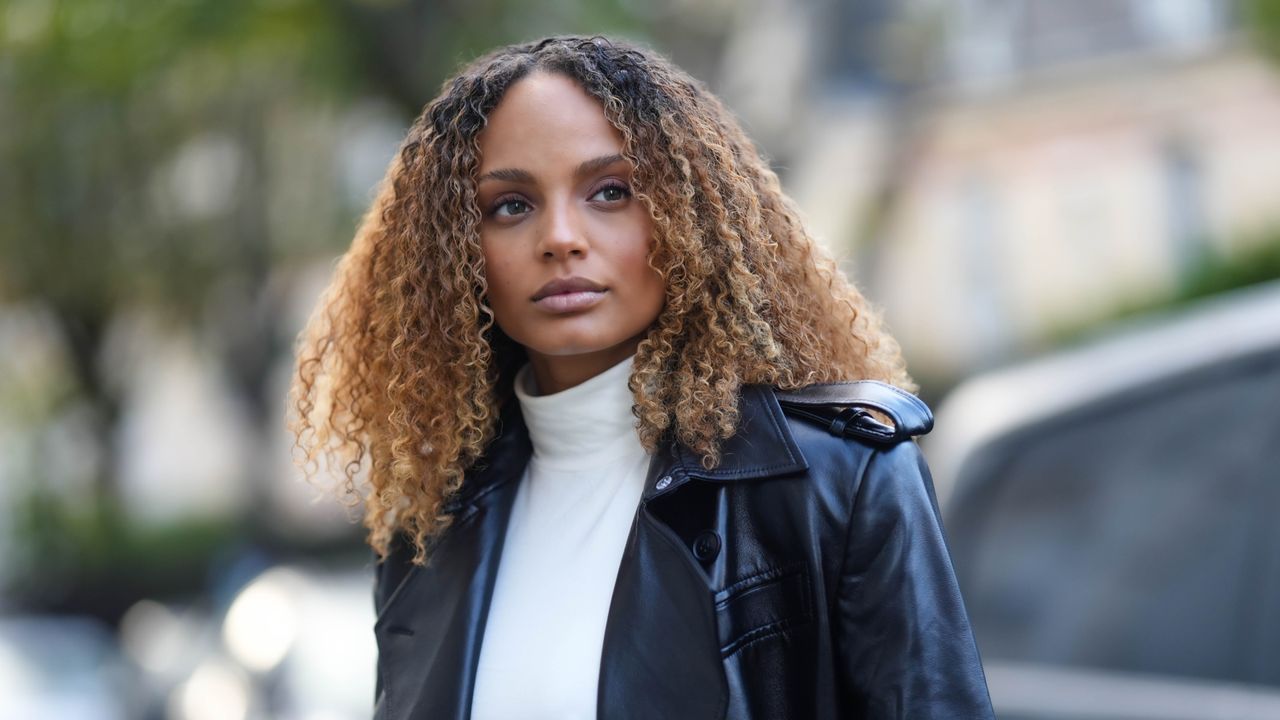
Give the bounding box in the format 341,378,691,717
944,346,1280,687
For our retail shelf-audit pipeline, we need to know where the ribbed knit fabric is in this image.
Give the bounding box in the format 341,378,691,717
470,355,650,720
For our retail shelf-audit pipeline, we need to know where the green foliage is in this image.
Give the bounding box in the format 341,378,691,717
1180,232,1280,300
7,488,242,618
1248,0,1280,64
0,0,358,317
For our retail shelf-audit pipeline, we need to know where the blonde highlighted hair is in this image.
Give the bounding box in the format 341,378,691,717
288,35,913,565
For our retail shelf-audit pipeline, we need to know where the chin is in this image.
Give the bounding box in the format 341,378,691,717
530,338,623,357
527,326,647,359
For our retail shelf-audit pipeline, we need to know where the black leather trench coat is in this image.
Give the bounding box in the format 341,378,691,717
371,381,995,719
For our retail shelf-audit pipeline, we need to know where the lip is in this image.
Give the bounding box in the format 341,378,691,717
532,276,607,301
531,276,608,314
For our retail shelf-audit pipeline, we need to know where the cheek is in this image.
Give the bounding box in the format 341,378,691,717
631,222,661,288
620,228,665,311
481,246,519,312
639,269,666,314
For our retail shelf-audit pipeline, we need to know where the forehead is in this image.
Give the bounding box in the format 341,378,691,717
476,71,625,173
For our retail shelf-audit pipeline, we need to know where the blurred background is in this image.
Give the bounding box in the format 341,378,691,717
2,0,1279,718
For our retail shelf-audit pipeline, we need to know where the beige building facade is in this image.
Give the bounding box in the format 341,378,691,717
867,46,1280,378
719,0,1280,381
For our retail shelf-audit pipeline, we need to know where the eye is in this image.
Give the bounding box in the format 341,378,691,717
491,195,531,219
590,182,630,203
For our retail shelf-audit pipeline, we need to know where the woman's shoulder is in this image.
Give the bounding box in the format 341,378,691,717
771,380,933,446
763,380,938,508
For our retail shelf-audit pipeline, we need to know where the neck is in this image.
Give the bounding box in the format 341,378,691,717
525,339,642,396
513,354,641,466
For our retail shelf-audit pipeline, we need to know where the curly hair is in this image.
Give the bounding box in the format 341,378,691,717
288,35,914,565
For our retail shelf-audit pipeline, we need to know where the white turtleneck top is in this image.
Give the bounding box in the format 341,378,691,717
470,355,651,720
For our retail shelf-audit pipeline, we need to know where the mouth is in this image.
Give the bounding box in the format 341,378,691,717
532,276,607,301
532,276,608,314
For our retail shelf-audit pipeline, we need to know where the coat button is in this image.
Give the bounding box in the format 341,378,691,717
692,530,721,562
655,475,673,491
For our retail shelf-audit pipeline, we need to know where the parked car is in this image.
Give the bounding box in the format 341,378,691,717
926,280,1280,720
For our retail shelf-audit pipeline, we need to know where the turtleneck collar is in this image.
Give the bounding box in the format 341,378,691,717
513,355,644,469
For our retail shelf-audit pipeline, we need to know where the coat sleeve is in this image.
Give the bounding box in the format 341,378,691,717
834,440,995,719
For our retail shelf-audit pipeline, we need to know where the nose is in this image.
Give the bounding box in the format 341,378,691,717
537,197,588,260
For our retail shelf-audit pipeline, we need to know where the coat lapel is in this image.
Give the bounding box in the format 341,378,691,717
596,441,729,719
597,384,809,719
373,401,530,720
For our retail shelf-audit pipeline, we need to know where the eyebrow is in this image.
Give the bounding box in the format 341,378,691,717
476,153,627,184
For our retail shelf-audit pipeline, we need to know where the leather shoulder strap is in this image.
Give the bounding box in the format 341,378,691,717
773,380,934,444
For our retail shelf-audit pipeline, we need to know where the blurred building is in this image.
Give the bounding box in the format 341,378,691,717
720,0,1280,382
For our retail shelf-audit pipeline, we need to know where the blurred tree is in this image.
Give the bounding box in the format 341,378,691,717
0,0,651,619
1249,0,1280,62
1,0,358,509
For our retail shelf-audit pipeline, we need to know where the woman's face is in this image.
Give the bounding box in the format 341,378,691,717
476,71,665,394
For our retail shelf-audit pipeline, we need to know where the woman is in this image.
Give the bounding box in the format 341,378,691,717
290,35,994,719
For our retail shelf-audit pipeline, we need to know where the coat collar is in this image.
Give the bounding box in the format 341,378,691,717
373,383,805,719
650,383,808,500
448,382,809,508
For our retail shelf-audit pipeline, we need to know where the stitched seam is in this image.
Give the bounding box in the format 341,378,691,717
713,562,805,607
715,576,777,609
686,442,800,478
778,380,921,407
714,564,798,604
701,458,801,478
715,566,814,658
720,615,808,658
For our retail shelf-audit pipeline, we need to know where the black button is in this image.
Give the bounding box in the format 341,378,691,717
692,530,721,562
